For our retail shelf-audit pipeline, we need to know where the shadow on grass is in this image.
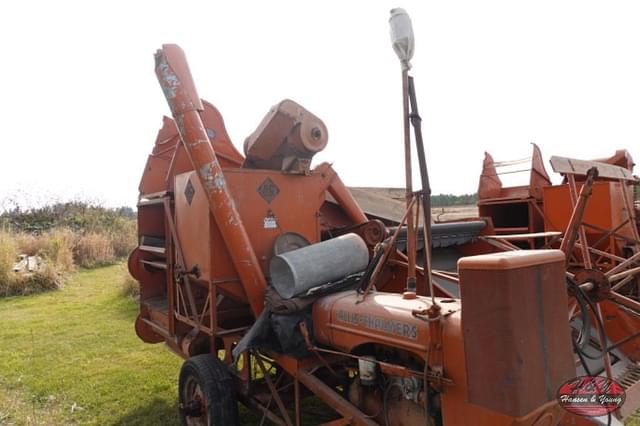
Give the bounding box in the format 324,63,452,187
106,293,139,321
110,398,180,426
110,395,338,426
112,399,262,425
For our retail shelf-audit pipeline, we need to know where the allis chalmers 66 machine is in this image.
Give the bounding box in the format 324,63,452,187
129,11,640,426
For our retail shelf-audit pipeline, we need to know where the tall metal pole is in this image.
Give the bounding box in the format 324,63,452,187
402,68,417,295
391,9,417,296
408,76,435,302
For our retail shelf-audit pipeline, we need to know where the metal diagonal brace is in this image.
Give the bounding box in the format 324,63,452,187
559,167,598,262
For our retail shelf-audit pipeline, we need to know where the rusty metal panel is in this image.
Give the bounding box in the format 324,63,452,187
550,155,638,182
175,171,211,281
478,144,551,201
312,290,453,357
543,181,637,258
220,170,325,276
458,250,575,417
176,169,326,286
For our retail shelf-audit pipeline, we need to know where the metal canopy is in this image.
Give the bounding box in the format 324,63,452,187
550,155,639,182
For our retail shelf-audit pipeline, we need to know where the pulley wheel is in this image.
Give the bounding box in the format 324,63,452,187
273,232,310,255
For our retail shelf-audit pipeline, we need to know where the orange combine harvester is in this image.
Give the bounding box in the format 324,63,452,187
129,10,640,426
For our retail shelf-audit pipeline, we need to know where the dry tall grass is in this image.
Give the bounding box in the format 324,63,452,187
0,231,70,297
74,232,116,268
2,265,64,296
0,231,17,287
43,229,76,273
0,225,136,297
108,219,137,259
13,233,46,256
0,202,137,297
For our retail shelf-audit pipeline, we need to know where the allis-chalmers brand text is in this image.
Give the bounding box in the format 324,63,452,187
336,310,418,340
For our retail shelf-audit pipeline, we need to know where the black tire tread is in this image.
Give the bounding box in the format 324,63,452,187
179,354,239,426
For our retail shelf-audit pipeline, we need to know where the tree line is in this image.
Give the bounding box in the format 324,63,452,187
430,193,478,207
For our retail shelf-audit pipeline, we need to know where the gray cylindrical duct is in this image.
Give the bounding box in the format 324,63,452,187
269,233,369,299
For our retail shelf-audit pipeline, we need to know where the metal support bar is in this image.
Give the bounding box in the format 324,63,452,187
620,179,640,243
239,394,286,426
610,292,640,312
254,353,293,426
560,170,597,263
610,266,640,282
408,76,434,301
389,253,458,298
294,377,301,426
163,197,200,326
401,69,417,294
606,250,640,278
574,242,626,264
582,222,640,246
296,370,378,426
361,197,417,300
478,236,520,252
595,302,615,381
611,274,636,292
259,371,288,426
591,219,631,251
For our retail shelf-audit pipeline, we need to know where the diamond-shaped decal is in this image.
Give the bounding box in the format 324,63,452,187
257,177,280,204
185,179,195,205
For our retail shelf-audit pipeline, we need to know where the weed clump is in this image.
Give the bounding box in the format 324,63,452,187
120,265,139,300
74,232,115,268
0,238,62,296
0,231,18,292
0,202,137,297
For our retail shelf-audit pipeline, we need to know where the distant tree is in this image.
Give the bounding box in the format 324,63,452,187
430,193,478,207
116,206,136,218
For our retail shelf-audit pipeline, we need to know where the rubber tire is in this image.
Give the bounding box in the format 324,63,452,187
178,354,239,426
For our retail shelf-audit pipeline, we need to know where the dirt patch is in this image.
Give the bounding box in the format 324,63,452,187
432,205,478,222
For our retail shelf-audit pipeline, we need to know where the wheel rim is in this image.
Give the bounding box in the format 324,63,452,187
183,375,209,426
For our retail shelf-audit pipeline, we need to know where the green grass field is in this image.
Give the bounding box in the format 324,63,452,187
0,265,639,425
0,265,182,425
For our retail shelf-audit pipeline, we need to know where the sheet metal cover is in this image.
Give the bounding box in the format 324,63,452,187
458,249,564,271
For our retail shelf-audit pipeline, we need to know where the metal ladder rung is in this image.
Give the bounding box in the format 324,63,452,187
140,260,167,270
139,245,166,255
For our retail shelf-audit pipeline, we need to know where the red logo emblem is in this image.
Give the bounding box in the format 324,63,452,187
557,376,626,417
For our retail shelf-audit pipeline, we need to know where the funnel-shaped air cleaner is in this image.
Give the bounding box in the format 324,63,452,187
389,8,415,70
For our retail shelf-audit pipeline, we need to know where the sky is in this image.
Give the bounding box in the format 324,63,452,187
1,1,639,209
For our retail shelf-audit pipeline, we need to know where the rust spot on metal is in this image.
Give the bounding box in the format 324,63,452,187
189,139,210,148
155,53,180,101
174,115,185,135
